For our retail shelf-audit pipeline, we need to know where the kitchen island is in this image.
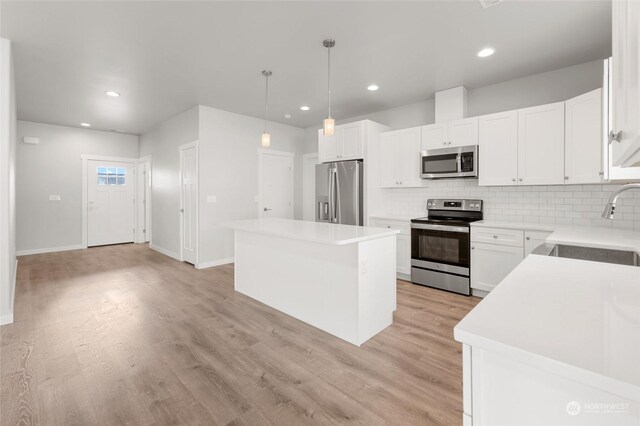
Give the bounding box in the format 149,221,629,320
224,218,399,346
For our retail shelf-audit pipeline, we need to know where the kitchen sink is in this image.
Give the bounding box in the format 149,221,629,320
532,243,640,267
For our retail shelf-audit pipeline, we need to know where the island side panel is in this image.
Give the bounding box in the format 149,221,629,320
356,235,397,345
234,230,360,345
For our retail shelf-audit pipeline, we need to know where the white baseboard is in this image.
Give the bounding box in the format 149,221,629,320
16,244,84,256
149,243,181,261
196,257,234,269
0,313,13,326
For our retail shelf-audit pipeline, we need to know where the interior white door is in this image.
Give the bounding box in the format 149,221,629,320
302,154,318,221
88,160,135,247
180,145,197,264
260,152,294,219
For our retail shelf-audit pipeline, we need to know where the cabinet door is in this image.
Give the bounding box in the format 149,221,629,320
479,111,518,186
379,132,399,187
524,230,552,257
565,89,604,184
318,128,341,163
611,0,640,167
396,234,411,276
398,127,422,187
448,117,479,148
421,122,448,150
471,242,523,292
340,122,364,161
517,102,565,185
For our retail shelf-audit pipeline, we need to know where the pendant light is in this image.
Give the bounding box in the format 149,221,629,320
323,39,336,136
261,70,272,147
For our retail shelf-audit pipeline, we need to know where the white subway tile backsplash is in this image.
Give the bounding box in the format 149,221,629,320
381,181,640,230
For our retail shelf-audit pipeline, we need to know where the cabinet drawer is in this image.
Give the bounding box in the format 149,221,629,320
369,218,410,235
471,227,523,247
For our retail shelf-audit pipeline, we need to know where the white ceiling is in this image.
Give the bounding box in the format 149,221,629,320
1,1,611,135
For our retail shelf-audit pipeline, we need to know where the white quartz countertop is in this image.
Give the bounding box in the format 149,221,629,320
455,254,640,401
547,226,640,253
224,218,399,245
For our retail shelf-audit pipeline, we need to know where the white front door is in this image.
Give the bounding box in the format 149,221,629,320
259,151,294,219
180,144,198,264
88,160,135,247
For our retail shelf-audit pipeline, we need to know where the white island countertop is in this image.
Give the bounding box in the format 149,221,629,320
455,254,640,402
224,218,399,245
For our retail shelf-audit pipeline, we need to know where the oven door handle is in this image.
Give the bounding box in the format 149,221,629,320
456,154,462,173
411,223,469,233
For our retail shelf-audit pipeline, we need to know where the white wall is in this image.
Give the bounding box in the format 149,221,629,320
16,121,138,254
198,105,305,265
138,106,199,259
0,38,17,325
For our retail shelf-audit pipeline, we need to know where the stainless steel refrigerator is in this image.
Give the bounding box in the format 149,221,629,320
315,160,363,225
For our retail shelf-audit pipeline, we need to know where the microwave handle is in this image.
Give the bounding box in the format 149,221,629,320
456,154,462,173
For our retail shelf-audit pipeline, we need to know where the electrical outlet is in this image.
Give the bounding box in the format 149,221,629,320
49,195,61,201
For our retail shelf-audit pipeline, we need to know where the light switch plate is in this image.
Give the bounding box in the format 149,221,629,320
49,195,61,201
206,195,217,203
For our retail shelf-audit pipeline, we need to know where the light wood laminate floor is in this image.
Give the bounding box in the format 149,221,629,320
1,244,480,425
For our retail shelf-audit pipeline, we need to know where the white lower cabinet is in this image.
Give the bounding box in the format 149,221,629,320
369,218,411,278
470,242,523,293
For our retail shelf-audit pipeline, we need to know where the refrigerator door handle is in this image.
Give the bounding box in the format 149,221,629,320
328,166,335,223
334,167,341,224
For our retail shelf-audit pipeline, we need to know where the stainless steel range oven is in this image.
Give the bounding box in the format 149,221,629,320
411,199,483,295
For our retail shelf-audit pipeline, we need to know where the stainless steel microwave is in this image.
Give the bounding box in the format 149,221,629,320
420,145,478,179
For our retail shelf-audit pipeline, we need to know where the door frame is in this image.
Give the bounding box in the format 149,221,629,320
179,141,199,263
81,154,139,249
302,152,318,221
137,155,152,243
257,149,294,218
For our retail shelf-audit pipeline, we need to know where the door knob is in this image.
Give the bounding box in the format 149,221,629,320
263,207,272,211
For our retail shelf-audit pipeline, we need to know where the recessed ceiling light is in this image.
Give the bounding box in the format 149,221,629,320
367,85,379,91
300,106,310,111
477,47,495,58
105,91,120,97
284,114,292,119
80,122,91,127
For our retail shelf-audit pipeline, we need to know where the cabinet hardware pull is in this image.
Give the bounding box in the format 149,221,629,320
564,176,569,180
526,236,531,240
512,178,516,182
609,130,622,144
519,178,523,182
493,235,498,239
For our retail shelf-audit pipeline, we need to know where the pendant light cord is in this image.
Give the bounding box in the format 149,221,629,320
327,46,331,118
264,72,269,133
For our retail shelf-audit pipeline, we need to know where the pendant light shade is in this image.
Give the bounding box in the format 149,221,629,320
261,70,272,147
323,39,336,136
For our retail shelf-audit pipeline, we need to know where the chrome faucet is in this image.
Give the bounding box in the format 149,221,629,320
602,183,640,218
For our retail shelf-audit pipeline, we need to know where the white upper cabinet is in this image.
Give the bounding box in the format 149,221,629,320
448,117,479,148
420,122,448,150
318,121,364,163
610,0,640,167
517,102,565,185
380,127,422,188
479,111,518,186
565,89,604,184
421,118,478,150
